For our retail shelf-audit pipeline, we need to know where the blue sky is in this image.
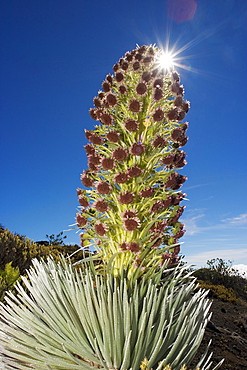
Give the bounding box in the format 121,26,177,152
1,0,247,270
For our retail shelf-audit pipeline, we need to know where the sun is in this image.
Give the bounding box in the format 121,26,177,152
157,51,175,71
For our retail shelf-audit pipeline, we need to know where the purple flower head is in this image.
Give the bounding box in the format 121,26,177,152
76,214,87,227
102,80,111,92
150,201,163,213
129,99,141,113
101,157,115,170
132,61,140,71
128,242,140,253
93,97,102,108
84,144,96,156
170,82,183,95
99,113,113,126
142,71,152,82
127,166,142,178
172,193,186,205
174,151,187,168
152,108,164,122
171,127,184,141
106,131,120,143
174,230,185,240
125,119,139,132
121,61,129,71
119,191,134,204
167,108,179,121
173,245,181,255
153,135,167,148
81,173,94,188
113,63,119,72
106,74,113,85
171,71,180,83
78,196,89,208
161,196,173,208
153,78,163,88
136,82,147,96
88,133,103,145
114,172,128,184
94,222,108,236
153,87,163,101
88,154,101,166
122,209,137,219
135,53,142,61
143,56,153,66
106,93,118,107
130,142,145,156
174,96,183,107
181,101,190,113
177,110,186,122
125,52,133,62
119,242,128,251
119,85,127,94
139,188,154,198
124,218,140,231
162,153,176,166
89,108,98,120
94,199,109,212
97,182,112,195
115,72,124,82
113,147,128,162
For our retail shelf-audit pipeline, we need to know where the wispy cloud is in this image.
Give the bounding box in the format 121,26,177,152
181,213,205,235
183,183,211,191
182,211,247,235
222,213,247,226
184,248,247,268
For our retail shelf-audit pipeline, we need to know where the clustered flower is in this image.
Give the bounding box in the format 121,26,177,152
77,45,190,267
125,119,139,132
123,217,140,231
106,130,120,143
81,172,94,188
94,222,108,236
114,172,128,184
153,108,164,122
78,195,89,207
101,157,115,170
119,242,140,253
129,99,141,113
76,214,87,227
113,147,128,162
127,166,142,178
119,191,134,204
130,143,145,156
94,199,109,212
97,182,112,194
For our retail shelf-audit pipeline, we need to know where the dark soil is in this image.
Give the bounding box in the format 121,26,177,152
191,298,247,370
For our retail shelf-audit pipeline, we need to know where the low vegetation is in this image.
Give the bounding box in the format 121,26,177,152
0,225,86,301
193,258,247,302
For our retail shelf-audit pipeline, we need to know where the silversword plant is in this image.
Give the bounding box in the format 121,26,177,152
0,45,223,370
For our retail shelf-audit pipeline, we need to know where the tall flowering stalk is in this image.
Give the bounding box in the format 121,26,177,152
0,45,224,370
76,45,189,275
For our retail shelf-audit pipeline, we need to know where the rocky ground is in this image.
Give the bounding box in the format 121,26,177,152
191,298,247,370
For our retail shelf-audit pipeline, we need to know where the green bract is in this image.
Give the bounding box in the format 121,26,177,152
0,258,223,370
